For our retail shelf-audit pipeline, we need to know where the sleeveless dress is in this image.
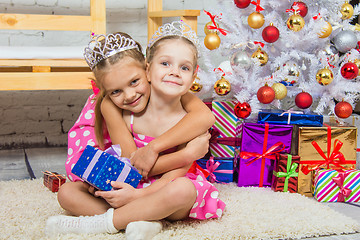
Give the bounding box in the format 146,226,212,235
65,94,112,182
130,114,226,220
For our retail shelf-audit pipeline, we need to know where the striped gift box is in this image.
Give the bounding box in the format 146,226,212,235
314,169,360,202
210,101,243,157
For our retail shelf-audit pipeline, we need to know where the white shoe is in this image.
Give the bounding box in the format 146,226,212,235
125,221,162,240
45,208,118,235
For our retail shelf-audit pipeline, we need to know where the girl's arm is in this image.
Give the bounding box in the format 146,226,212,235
131,92,215,177
101,96,137,158
148,131,210,177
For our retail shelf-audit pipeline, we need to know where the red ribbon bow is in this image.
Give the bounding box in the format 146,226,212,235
332,172,352,202
301,124,346,175
240,142,285,165
313,13,321,20
253,41,265,48
251,0,264,12
209,128,241,147
203,10,228,36
205,157,233,183
238,122,285,187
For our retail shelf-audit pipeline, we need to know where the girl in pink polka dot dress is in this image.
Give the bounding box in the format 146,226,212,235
47,23,225,237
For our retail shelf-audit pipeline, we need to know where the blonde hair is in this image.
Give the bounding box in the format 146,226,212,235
91,32,145,148
145,35,198,71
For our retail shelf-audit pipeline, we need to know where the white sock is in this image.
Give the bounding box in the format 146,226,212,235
125,221,162,240
45,208,118,235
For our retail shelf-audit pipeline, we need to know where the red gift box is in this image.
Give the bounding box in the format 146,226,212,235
43,171,66,192
271,153,300,193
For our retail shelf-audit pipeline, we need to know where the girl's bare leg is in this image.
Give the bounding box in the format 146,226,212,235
113,177,196,229
57,181,111,216
45,177,196,236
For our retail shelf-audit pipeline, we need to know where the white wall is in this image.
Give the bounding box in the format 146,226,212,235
0,0,218,149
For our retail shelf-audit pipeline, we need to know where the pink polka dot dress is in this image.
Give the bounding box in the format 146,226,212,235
131,115,226,220
66,94,112,182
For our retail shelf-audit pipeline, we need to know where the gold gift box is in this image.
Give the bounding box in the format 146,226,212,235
296,123,357,197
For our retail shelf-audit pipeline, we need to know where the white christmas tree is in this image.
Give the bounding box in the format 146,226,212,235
194,0,360,120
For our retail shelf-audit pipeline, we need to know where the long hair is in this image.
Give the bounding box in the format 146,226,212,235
91,32,145,148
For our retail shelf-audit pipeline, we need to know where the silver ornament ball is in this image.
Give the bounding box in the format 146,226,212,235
332,30,358,53
230,50,251,70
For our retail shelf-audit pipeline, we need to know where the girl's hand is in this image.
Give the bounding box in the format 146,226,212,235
130,144,159,178
185,131,211,160
94,181,139,208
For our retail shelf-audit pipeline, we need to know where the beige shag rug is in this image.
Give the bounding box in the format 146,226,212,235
1,178,360,240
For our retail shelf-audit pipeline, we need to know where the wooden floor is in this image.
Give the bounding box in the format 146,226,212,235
0,147,67,181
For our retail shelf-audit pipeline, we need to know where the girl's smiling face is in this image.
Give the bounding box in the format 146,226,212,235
102,56,150,113
146,38,197,98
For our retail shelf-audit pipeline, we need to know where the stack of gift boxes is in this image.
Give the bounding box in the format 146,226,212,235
198,100,360,203
69,99,359,202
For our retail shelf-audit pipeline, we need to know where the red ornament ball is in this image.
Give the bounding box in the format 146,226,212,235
292,2,308,17
234,0,251,8
257,85,275,104
234,102,252,119
341,62,359,79
262,25,280,43
334,101,353,118
295,91,313,109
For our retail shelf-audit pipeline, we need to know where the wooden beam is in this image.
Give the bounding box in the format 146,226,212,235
0,59,89,67
0,72,94,90
0,14,92,31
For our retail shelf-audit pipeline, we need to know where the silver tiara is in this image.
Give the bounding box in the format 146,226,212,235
84,33,140,70
147,21,200,49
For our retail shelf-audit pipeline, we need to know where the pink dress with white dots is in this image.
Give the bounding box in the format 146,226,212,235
130,114,226,220
66,94,112,182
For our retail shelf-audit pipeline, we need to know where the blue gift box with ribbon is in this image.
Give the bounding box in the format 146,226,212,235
257,109,323,127
72,145,142,191
196,157,234,183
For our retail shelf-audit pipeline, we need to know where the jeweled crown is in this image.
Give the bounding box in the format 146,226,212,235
147,21,200,49
84,33,140,70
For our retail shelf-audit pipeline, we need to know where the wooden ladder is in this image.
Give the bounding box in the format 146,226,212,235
147,0,200,40
0,0,106,90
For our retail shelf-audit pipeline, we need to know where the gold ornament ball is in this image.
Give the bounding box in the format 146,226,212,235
204,33,221,50
354,59,360,76
214,77,231,96
247,11,265,29
204,21,219,35
190,81,202,93
251,47,269,66
316,67,334,85
341,2,354,20
318,21,332,38
271,83,288,100
286,14,305,32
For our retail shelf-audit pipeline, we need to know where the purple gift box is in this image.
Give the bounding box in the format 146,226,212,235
236,122,293,187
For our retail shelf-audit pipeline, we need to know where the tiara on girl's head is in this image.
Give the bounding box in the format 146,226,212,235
84,33,140,70
147,21,200,49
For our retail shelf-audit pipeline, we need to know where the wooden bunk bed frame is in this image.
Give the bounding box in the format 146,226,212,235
0,0,106,91
0,0,199,91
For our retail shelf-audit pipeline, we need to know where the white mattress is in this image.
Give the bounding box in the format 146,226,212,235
0,46,86,59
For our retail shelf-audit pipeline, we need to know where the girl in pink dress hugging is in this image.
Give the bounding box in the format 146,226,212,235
46,21,225,239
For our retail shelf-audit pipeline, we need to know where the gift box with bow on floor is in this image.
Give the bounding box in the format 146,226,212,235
271,153,300,193
209,101,243,158
43,171,66,192
236,122,293,187
72,145,142,191
257,109,323,127
294,123,357,197
196,157,233,183
314,169,360,202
